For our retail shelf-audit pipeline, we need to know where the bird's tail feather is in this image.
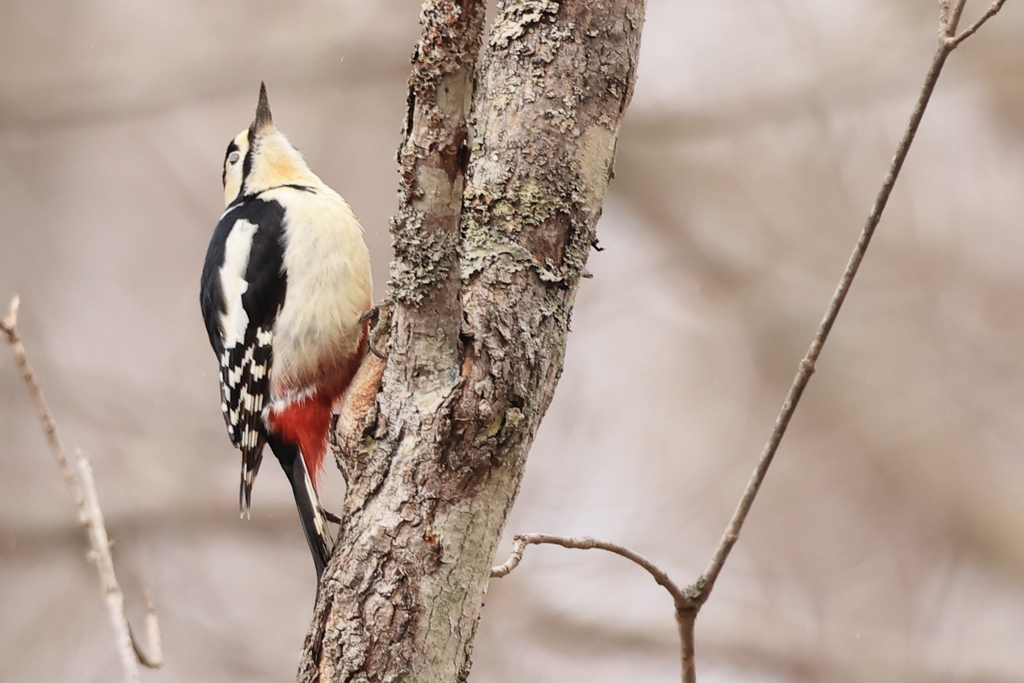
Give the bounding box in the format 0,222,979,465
267,435,332,579
290,455,332,579
239,447,264,519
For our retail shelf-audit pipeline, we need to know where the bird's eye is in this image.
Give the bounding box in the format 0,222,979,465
228,151,241,165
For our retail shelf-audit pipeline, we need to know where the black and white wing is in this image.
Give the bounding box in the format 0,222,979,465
200,197,288,514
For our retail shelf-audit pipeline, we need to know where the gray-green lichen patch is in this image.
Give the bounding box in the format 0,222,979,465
389,208,458,306
489,0,560,49
459,170,582,283
412,0,484,95
460,239,544,281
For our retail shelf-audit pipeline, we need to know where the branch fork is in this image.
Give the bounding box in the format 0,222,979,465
940,0,1007,48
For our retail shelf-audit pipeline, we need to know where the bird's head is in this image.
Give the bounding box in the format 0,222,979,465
222,83,318,206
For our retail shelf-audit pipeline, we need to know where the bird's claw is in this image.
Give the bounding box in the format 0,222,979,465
360,302,389,360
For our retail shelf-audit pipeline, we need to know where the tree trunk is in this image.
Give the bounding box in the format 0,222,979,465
298,1,646,680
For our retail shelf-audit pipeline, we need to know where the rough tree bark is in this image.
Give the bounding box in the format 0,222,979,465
299,1,646,680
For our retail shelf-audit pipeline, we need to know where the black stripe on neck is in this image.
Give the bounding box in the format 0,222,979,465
243,183,317,199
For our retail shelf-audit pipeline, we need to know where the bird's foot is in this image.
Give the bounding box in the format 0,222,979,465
359,300,392,360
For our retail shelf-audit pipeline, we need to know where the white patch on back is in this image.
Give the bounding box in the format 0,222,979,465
219,219,259,347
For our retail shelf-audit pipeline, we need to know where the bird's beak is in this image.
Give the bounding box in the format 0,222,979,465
252,82,274,134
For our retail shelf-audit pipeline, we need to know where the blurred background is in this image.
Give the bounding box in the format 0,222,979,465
2,0,1023,681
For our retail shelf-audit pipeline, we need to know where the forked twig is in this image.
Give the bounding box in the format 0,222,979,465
491,2,1009,681
944,0,1008,47
1,296,163,681
492,534,698,678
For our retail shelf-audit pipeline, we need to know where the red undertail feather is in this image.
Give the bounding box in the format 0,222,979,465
268,320,370,486
271,393,333,486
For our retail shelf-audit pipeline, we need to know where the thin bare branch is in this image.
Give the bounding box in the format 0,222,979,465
698,33,955,607
491,533,698,682
944,0,970,35
677,608,697,683
491,533,688,605
939,0,949,26
697,0,1007,610
1,296,84,511
77,454,164,673
946,0,1008,47
2,296,162,680
133,594,163,668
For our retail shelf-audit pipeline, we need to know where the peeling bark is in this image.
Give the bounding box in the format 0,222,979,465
299,1,645,681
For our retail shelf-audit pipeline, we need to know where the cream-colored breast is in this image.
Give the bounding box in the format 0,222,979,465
265,185,372,395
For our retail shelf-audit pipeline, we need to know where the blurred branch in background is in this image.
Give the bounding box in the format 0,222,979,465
492,1,1010,681
1,295,162,683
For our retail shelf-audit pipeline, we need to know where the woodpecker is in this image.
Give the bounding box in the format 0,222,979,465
200,83,372,578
